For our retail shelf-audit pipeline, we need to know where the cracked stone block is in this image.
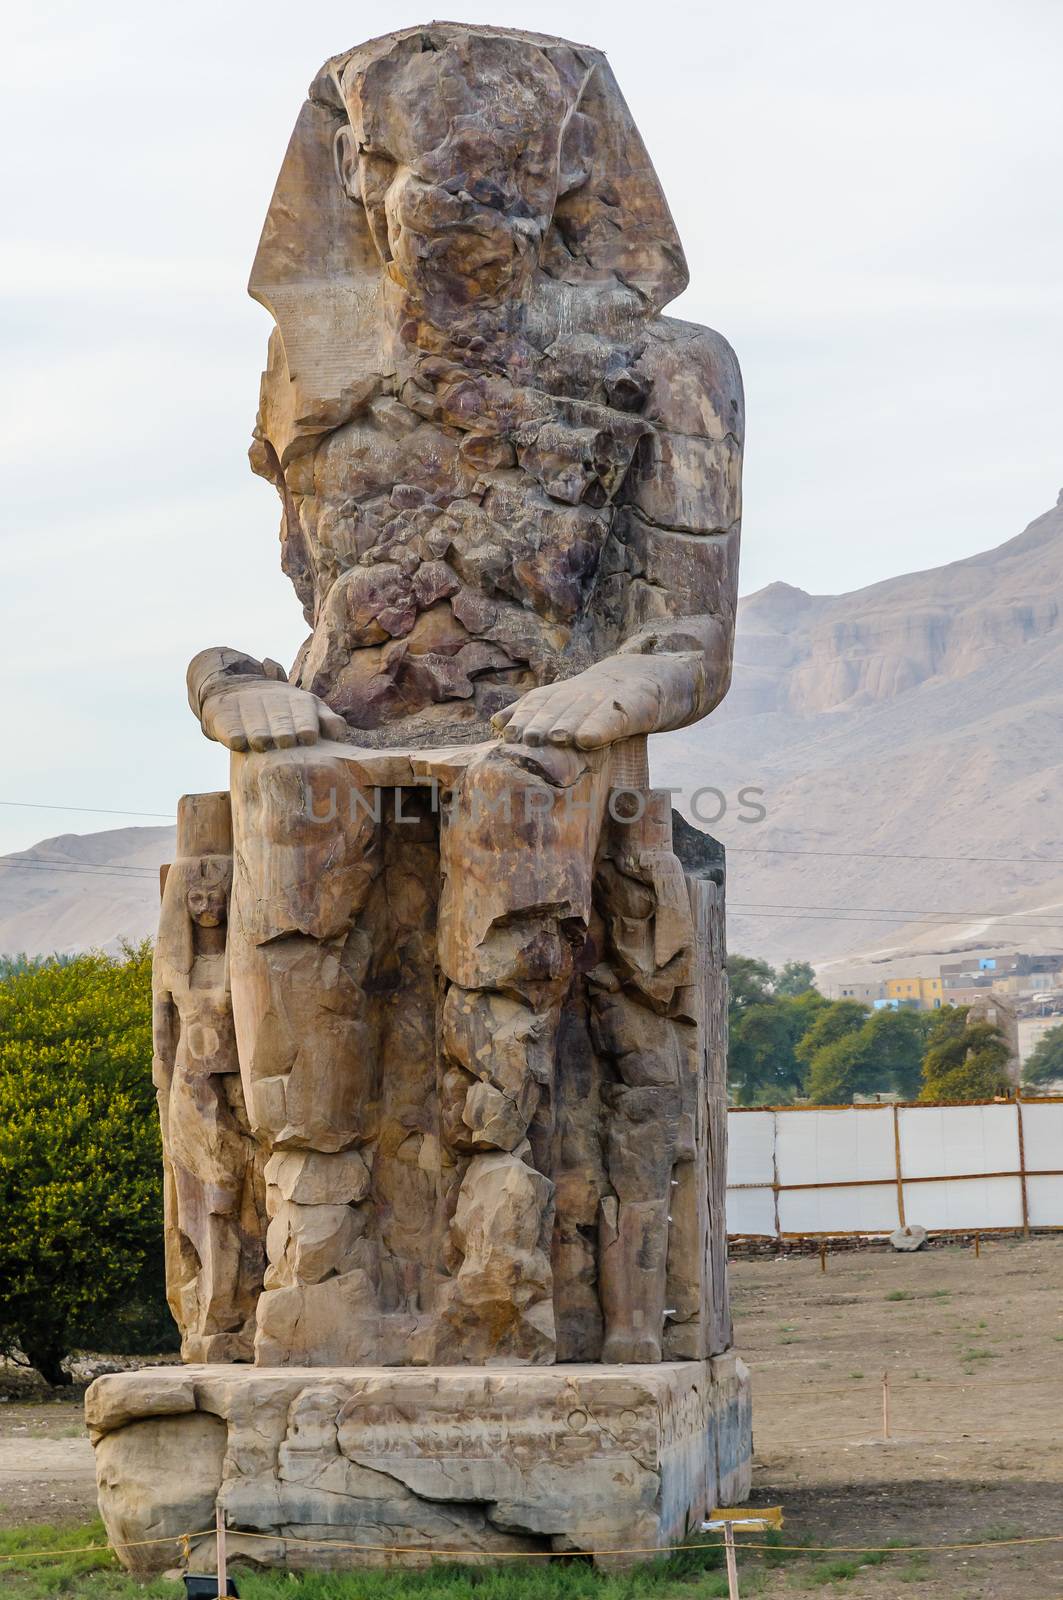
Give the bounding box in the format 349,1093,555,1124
88,1361,751,1573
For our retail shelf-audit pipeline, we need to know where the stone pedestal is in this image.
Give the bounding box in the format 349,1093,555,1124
88,1359,751,1574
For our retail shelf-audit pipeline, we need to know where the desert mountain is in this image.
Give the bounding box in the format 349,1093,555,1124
654,491,1063,973
0,827,174,959
4,494,1063,971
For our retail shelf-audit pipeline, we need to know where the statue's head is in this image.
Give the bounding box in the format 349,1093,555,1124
335,32,569,318
250,25,688,455
172,793,232,934
185,859,231,929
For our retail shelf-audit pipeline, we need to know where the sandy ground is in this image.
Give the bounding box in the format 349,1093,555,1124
731,1235,1063,1596
0,1399,98,1530
1,1237,1060,1595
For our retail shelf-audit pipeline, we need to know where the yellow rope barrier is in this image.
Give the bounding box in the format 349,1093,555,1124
5,1526,1063,1564
0,1528,213,1563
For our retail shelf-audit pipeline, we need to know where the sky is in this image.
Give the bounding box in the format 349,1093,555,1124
1,0,1061,854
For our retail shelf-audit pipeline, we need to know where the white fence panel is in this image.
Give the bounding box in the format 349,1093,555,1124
727,1110,776,1187
898,1104,1018,1179
776,1105,895,1187
1020,1101,1063,1172
726,1185,777,1238
726,1100,1063,1239
778,1182,899,1236
901,1176,1023,1232
1028,1174,1063,1227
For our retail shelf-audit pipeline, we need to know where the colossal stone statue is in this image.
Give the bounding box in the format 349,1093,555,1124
88,24,751,1574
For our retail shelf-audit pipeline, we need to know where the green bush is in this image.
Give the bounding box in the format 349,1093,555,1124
0,944,173,1385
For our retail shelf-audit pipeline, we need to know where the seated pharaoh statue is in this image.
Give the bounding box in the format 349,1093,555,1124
88,23,752,1572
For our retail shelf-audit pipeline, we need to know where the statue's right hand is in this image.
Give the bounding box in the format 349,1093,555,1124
200,680,349,752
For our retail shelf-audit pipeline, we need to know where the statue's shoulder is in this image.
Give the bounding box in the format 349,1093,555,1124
638,316,744,443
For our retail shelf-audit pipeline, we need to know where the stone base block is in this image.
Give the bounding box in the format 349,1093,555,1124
87,1358,751,1573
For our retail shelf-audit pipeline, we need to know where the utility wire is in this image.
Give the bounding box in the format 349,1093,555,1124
0,860,158,880
736,902,1063,928
4,857,1063,938
4,796,1063,869
0,799,176,820
726,842,1063,866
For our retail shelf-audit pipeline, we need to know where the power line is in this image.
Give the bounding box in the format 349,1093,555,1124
733,909,1063,931
0,859,158,881
4,855,1063,938
0,799,176,820
3,796,1063,870
726,842,1063,867
1,857,157,876
736,902,1063,928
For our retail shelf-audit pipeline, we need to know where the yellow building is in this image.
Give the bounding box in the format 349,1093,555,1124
885,975,944,1010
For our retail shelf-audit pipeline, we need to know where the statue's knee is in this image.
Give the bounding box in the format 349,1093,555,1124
232,747,373,847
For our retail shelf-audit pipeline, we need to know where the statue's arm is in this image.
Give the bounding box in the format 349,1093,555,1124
187,647,348,752
494,323,742,750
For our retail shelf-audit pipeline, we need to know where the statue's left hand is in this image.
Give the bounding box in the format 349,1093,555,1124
490,655,698,749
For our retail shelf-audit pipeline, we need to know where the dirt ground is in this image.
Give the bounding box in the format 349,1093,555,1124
730,1235,1063,1596
1,1237,1061,1596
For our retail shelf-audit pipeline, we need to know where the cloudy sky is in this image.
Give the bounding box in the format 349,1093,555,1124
1,0,1061,854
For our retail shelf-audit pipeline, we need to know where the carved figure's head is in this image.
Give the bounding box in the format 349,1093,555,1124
185,859,231,929
336,33,568,316
250,25,688,457
172,793,233,934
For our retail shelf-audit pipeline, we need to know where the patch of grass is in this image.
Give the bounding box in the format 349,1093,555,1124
757,1530,811,1568
884,1290,914,1302
897,1556,931,1582
0,1522,746,1600
804,1551,887,1585
0,1518,148,1599
847,1371,863,1380
980,1522,1023,1542
959,1347,998,1362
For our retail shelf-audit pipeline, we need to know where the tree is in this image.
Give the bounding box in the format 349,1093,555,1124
0,944,172,1385
1023,1024,1063,1089
795,1000,869,1068
729,992,824,1105
919,1006,1011,1103
804,1007,932,1103
726,955,776,1016
859,1008,933,1099
775,960,817,998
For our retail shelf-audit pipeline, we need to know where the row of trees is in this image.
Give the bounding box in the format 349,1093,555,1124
726,955,1014,1105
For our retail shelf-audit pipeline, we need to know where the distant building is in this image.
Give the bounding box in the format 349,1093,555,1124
885,975,944,1010
821,979,883,1004
940,953,1063,1002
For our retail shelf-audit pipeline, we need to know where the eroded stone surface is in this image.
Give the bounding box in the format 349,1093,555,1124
156,18,746,1373
129,20,753,1573
89,1361,751,1572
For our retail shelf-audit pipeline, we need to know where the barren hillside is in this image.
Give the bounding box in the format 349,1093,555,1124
655,492,1063,971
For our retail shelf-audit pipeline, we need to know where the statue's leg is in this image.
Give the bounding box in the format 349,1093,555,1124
227,749,382,1354
593,793,696,1363
434,742,612,1362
